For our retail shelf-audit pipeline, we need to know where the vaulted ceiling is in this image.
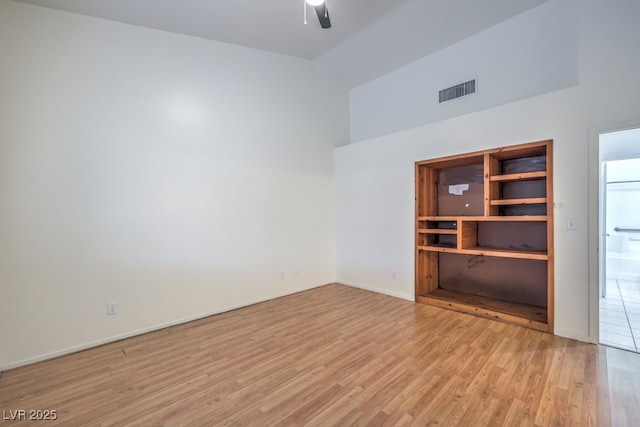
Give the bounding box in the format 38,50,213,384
13,0,548,88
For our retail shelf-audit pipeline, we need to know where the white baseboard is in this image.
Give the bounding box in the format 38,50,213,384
1,282,329,372
338,282,598,345
337,280,414,302
554,328,594,344
5,282,594,371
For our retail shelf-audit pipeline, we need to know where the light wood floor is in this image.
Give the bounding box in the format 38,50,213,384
1,284,639,426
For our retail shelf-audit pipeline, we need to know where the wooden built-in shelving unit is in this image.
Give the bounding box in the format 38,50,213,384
415,140,554,332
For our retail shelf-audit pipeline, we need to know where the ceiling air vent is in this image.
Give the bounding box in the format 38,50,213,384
439,79,476,103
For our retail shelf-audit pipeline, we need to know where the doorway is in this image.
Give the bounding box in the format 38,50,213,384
599,128,640,352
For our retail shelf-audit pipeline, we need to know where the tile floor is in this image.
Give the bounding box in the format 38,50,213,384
600,278,640,352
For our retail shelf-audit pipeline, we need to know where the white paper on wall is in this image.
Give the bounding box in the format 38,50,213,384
448,184,469,196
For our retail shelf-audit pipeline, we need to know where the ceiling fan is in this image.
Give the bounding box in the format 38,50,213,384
304,0,331,29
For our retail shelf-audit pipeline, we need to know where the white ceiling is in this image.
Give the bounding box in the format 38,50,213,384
13,0,548,88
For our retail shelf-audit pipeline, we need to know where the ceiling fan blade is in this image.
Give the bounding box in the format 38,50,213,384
314,3,331,29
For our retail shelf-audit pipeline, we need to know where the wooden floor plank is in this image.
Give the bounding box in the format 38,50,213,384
0,283,637,426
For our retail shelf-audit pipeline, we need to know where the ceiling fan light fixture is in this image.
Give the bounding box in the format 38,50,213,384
303,0,331,29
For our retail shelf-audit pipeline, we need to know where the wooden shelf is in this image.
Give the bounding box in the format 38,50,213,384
415,139,554,333
490,171,546,182
417,228,457,235
418,245,546,260
491,143,547,160
417,289,548,331
490,197,547,206
417,245,457,253
458,247,547,260
482,216,547,221
419,215,547,222
417,216,460,221
415,154,484,169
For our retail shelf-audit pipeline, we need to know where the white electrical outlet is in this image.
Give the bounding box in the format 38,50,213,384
107,301,118,315
566,218,577,230
296,268,300,277
280,271,285,279
392,271,397,279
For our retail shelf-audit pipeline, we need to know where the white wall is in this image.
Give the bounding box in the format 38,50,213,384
349,0,579,143
336,0,640,342
0,1,348,370
604,157,640,281
317,0,548,90
605,159,640,250
606,158,640,183
601,128,640,162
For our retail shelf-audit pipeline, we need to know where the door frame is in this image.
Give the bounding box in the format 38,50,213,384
601,161,607,298
588,120,640,343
